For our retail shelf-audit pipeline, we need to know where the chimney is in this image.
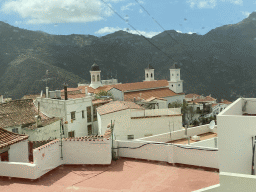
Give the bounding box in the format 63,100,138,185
85,87,88,96
0,95,3,103
35,115,42,128
64,83,68,100
221,99,224,102
46,87,49,98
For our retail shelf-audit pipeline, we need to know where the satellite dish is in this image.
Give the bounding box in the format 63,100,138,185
209,120,215,129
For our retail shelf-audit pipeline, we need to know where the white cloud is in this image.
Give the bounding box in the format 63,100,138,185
1,0,115,24
187,0,243,9
139,9,143,13
221,0,243,5
187,0,216,8
241,11,250,17
95,27,161,38
121,3,136,11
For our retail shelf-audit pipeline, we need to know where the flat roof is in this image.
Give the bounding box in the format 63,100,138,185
0,158,219,192
167,132,217,145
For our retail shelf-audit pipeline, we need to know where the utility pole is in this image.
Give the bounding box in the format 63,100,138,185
60,119,63,160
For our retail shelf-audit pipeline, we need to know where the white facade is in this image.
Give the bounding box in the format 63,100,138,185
168,68,184,93
8,139,29,163
108,88,124,101
144,68,155,81
164,94,185,106
36,97,94,138
22,120,61,141
98,108,182,140
89,70,102,89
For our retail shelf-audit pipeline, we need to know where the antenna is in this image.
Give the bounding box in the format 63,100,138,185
209,120,216,130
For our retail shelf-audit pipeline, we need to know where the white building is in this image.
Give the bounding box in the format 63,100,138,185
195,98,256,192
36,88,94,138
0,128,29,163
67,62,185,107
97,101,182,140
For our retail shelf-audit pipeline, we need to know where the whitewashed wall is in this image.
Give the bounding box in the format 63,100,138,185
63,138,111,164
33,140,63,178
117,140,173,162
190,138,218,148
0,162,37,179
99,109,182,140
116,140,218,169
164,94,185,105
37,97,93,138
108,88,123,100
9,140,29,163
138,124,217,142
22,121,61,141
130,115,182,139
173,145,218,169
65,98,93,137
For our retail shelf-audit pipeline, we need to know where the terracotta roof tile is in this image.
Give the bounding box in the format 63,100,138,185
145,97,167,102
92,99,112,105
112,80,168,92
219,100,232,104
25,117,60,130
0,127,29,149
0,99,38,128
97,101,143,115
124,88,177,101
77,85,113,94
185,94,201,99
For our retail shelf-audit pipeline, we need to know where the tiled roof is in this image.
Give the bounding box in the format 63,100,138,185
0,127,29,149
111,80,169,92
219,100,232,104
77,85,113,94
92,99,113,105
212,103,218,107
145,96,167,102
61,94,85,99
25,117,60,130
0,99,38,128
60,88,81,93
124,88,177,101
193,96,217,103
97,101,143,115
22,94,45,100
185,94,201,99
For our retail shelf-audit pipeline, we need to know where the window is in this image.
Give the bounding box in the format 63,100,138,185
172,73,174,76
151,73,153,78
12,128,18,133
177,74,179,76
147,73,148,78
97,74,100,81
127,135,134,140
178,84,180,86
87,106,91,122
172,84,174,87
93,105,97,121
0,151,9,162
71,111,76,120
144,134,152,137
82,110,85,119
88,125,92,135
92,75,95,82
68,131,74,138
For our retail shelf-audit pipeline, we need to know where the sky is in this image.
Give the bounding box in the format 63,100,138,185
0,0,255,38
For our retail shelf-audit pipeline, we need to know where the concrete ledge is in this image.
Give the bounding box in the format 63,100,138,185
192,184,220,192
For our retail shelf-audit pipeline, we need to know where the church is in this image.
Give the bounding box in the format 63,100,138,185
75,62,185,108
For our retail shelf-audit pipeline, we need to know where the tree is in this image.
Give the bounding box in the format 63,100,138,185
94,90,113,99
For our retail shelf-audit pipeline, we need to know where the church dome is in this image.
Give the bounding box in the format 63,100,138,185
91,63,100,71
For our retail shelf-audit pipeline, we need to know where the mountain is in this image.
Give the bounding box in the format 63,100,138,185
1,12,256,101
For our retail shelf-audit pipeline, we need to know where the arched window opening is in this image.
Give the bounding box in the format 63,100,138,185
147,73,149,78
151,73,153,78
97,75,100,81
92,75,95,82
